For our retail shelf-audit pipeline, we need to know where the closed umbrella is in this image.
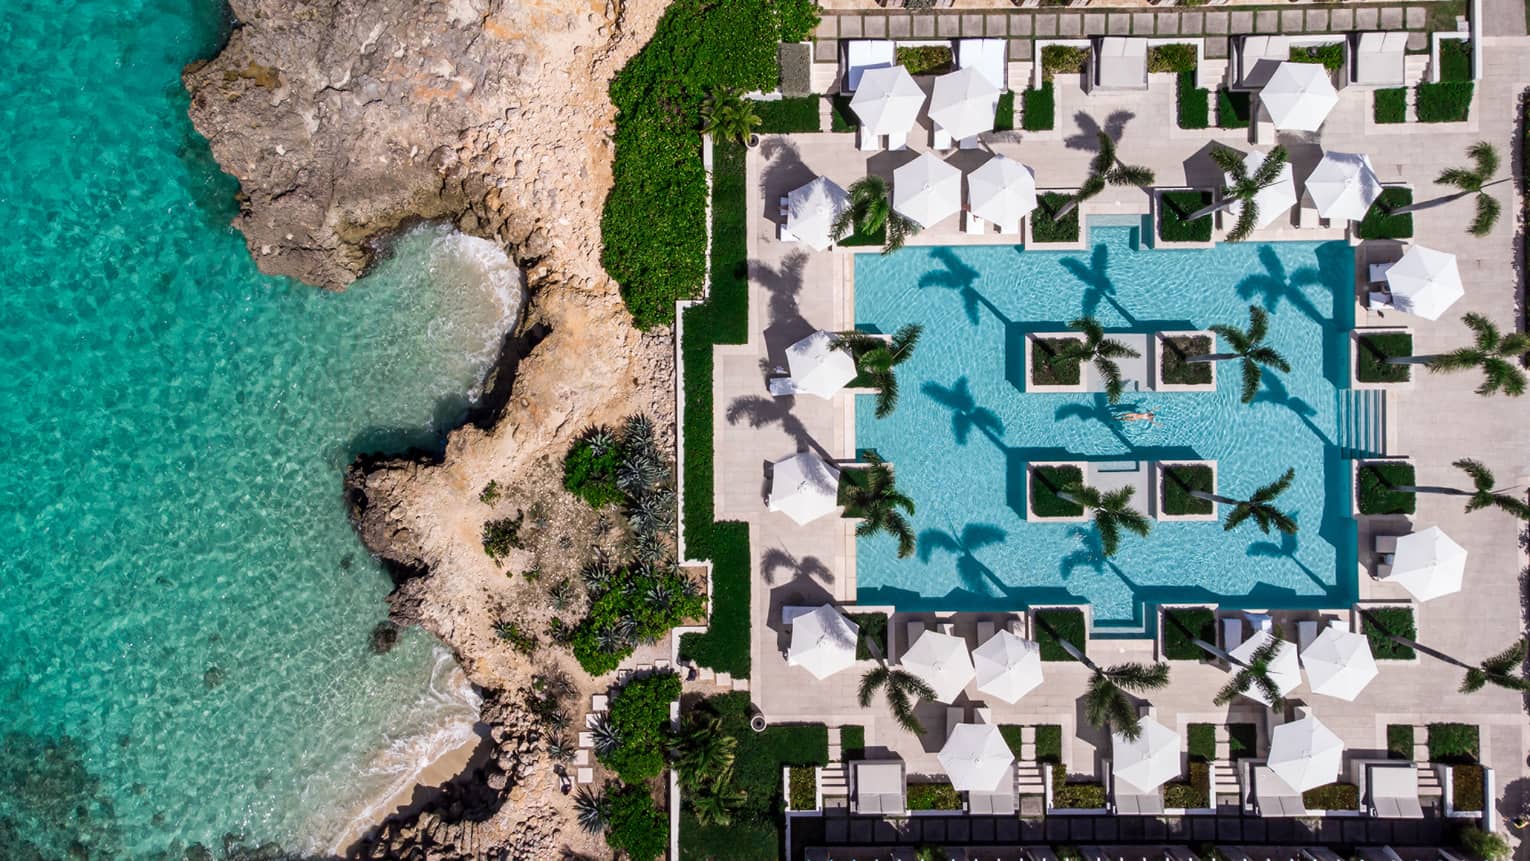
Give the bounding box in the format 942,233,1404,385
1385,246,1463,321
1385,526,1467,601
972,630,1043,704
850,66,925,137
1306,151,1382,222
1228,148,1297,229
928,67,1000,141
893,153,962,229
1260,62,1338,131
1302,625,1378,701
788,605,860,680
1268,714,1344,792
785,177,850,252
1227,630,1301,708
902,629,975,703
939,723,1015,792
767,452,840,525
966,155,1038,232
1111,718,1181,794
785,331,856,399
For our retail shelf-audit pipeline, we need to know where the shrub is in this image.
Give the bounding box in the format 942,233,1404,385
788,765,817,810
849,612,888,660
1374,87,1407,124
1158,190,1213,242
1387,724,1415,759
1034,607,1086,661
1030,192,1078,242
564,428,624,508
1453,764,1485,810
1030,466,1085,519
604,782,668,861
1000,725,1025,758
1042,45,1089,81
828,94,856,132
1365,607,1419,663
1416,81,1473,123
691,692,828,823
753,97,819,133
573,562,704,675
600,672,682,782
1052,773,1107,809
1217,88,1251,128
1035,724,1062,762
1458,826,1511,860
1160,335,1212,386
1163,761,1210,808
680,813,777,861
1440,37,1472,82
1289,42,1345,72
995,91,1015,131
1022,83,1055,131
896,45,954,76
1357,461,1417,517
1149,44,1198,73
776,0,821,43
1301,781,1359,811
1355,333,1413,384
908,780,962,810
1176,71,1209,130
478,480,501,506
1356,186,1414,240
481,513,525,559
841,725,866,760
1428,723,1480,764
1031,337,1081,386
1187,724,1215,761
494,620,538,655
1162,607,1216,658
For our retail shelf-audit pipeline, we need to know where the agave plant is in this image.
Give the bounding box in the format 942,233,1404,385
548,578,577,611
590,714,621,758
573,786,608,834
545,735,575,763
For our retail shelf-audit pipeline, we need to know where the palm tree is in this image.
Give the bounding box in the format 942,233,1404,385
1385,458,1530,520
1213,633,1289,710
689,777,748,826
1186,146,1290,242
831,175,920,254
1359,609,1530,693
1421,313,1530,396
1054,316,1141,404
671,714,738,789
1201,467,1299,535
842,452,917,557
1055,483,1151,557
573,786,607,834
1084,663,1172,741
858,663,936,735
1188,304,1290,403
1389,142,1507,236
1055,131,1156,219
700,87,761,146
833,324,923,418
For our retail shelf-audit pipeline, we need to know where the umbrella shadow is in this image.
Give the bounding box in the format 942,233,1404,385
1059,245,1136,325
760,545,836,586
1064,110,1138,153
758,251,815,369
1235,245,1326,328
922,376,1006,446
1054,393,1144,452
726,395,836,463
758,137,816,226
917,522,1009,598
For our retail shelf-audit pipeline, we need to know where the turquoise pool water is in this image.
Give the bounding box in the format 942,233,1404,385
853,225,1358,631
1,1,513,855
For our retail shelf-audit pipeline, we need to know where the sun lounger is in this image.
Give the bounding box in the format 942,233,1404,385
1368,262,1394,284
1245,612,1272,633
963,211,985,234
968,763,1018,815
933,125,953,151
976,620,996,643
1366,762,1425,818
852,760,907,815
1297,620,1319,655
768,376,800,397
905,620,926,657
1253,766,1309,817
1376,563,1393,579
957,38,1007,90
885,130,908,150
1092,37,1149,91
1115,788,1166,815
1222,617,1245,652
843,40,895,92
1374,534,1400,554
1238,35,1291,88
1354,32,1409,87
946,705,966,740
856,126,880,152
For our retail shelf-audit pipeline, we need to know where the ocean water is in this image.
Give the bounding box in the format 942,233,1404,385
0,1,515,856
853,225,1358,631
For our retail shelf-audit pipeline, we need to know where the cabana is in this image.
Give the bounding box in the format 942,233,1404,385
852,760,907,815
767,452,841,525
1353,32,1410,86
957,38,1008,90
1251,765,1310,817
842,39,895,92
1365,762,1425,819
1237,35,1291,88
1110,718,1180,814
1090,37,1148,91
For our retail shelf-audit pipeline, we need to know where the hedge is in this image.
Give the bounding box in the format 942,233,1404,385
1228,723,1257,759
563,430,625,508
602,0,785,330
1356,187,1413,240
1163,607,1216,658
601,672,682,782
1031,466,1085,519
908,781,963,810
1035,607,1086,661
1148,44,1198,73
1160,335,1212,386
1416,81,1473,123
1042,45,1089,81
1163,761,1210,808
1158,190,1213,243
995,91,1015,132
1289,42,1345,72
1356,462,1417,516
897,45,954,76
1176,71,1209,130
680,814,777,861
1035,724,1062,763
849,612,888,660
828,94,856,132
841,725,866,760
1217,88,1251,129
1187,724,1216,761
1302,781,1359,811
606,782,669,860
1031,191,1079,242
788,765,816,810
677,140,751,676
754,97,820,133
1052,773,1107,808
1374,87,1407,124
1454,763,1485,811
1022,83,1056,131
1387,724,1415,759
1031,337,1082,386
1355,333,1413,384
1440,37,1472,82
1428,723,1480,764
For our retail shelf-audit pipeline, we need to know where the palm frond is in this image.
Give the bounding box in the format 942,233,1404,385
1108,164,1155,187
1253,468,1296,503
890,324,923,364
1460,667,1488,694
1106,661,1170,692
1436,166,1479,191
1479,638,1527,676
1097,357,1126,404
1226,201,1258,243
1426,348,1488,373
1069,316,1106,343
1477,359,1527,397
1091,131,1118,175
1246,305,1270,345
1208,145,1247,180
886,510,917,558
858,666,887,707
1468,140,1500,182
1239,357,1262,404
1453,458,1494,492
1095,510,1122,557
875,371,899,418
1075,173,1108,203
1470,193,1501,237
1213,670,1250,706
1251,146,1289,188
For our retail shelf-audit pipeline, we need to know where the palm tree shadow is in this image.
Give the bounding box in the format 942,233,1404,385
759,251,814,368
1246,522,1327,590
725,394,835,462
1059,525,1107,580
760,545,835,586
1064,110,1137,153
1250,373,1331,446
758,137,814,226
1235,245,1326,328
1059,245,1136,324
922,376,1006,446
918,246,1008,326
918,522,1008,597
1054,393,1141,452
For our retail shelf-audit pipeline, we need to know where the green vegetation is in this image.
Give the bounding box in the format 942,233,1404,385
1162,606,1216,658
849,612,888,660
1216,633,1291,709
1228,723,1257,759
776,0,821,43
859,664,934,735
600,672,682,782
1080,662,1171,740
1430,312,1530,394
1301,781,1359,811
1387,724,1415,759
604,782,668,860
1022,83,1056,131
478,480,501,506
1057,316,1142,404
702,88,762,146
1163,761,1210,808
1034,607,1086,660
1161,335,1213,386
1428,722,1480,763
896,45,954,76
1209,305,1290,405
1454,764,1485,810
1176,71,1209,130
1031,337,1082,386
1440,37,1472,82
1356,462,1417,516
1035,724,1062,762
994,91,1015,132
563,427,625,508
602,0,785,329
1062,482,1152,557
1042,45,1089,80
908,781,962,810
1288,42,1345,72
1058,132,1156,223
841,725,866,760
1210,144,1289,243
1375,87,1407,124
1416,81,1473,123
1357,187,1414,240
835,325,923,415
788,765,816,810
1148,44,1197,73
1030,465,1085,518
1356,333,1414,384
1217,88,1251,129
481,512,525,560
1000,725,1024,757
1157,190,1213,242
833,175,919,254
1187,724,1215,761
494,619,537,655
839,452,916,558
1051,772,1107,809
752,97,820,133
1458,826,1511,861
828,94,856,132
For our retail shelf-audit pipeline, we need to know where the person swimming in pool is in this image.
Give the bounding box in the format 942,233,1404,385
1118,410,1157,424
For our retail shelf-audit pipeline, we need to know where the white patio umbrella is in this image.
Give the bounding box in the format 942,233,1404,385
1385,246,1464,321
850,65,925,137
1111,718,1182,794
966,155,1038,232
902,629,975,704
1302,625,1379,701
972,630,1044,704
1227,630,1301,708
939,723,1015,792
1259,61,1339,131
1384,526,1467,601
788,605,860,680
785,330,857,399
1228,148,1297,229
928,67,1001,141
785,177,851,252
767,452,841,525
893,153,962,229
1306,151,1383,222
1268,714,1344,792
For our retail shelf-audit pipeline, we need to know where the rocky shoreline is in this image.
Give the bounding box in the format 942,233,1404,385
184,0,678,855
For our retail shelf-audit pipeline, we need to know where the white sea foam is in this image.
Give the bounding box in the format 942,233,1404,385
417,227,525,401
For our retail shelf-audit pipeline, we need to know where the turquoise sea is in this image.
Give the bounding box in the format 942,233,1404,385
1,1,516,856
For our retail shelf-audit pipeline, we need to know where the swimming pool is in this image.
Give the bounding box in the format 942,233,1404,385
852,224,1359,634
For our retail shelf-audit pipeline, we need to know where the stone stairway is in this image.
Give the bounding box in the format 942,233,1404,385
1199,57,1231,91
1411,725,1444,795
1212,725,1241,799
820,727,850,799
1014,726,1049,796
1403,54,1430,122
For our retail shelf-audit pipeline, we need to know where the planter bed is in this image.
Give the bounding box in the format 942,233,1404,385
908,780,962,810
1355,331,1413,384
1029,464,1085,519
1052,771,1107,809
1357,187,1414,240
1029,335,1083,388
1034,607,1086,661
1157,189,1214,244
1361,606,1417,660
1029,191,1080,243
1374,87,1407,124
849,612,888,660
1355,460,1416,515
1217,88,1251,129
1162,607,1216,660
1159,333,1214,388
1301,781,1360,811
1159,461,1217,521
1022,82,1055,131
1163,761,1209,808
